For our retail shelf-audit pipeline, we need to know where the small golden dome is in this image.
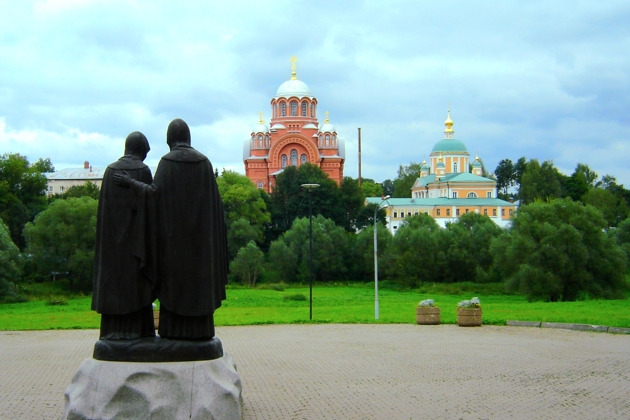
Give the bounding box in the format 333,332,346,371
444,110,454,134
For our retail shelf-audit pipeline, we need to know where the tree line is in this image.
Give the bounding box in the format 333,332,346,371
1,153,629,303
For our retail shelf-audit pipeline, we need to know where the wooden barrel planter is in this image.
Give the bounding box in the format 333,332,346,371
457,307,482,327
416,307,441,325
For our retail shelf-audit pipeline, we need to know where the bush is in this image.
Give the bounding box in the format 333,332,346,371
46,297,68,306
283,293,307,301
257,283,287,291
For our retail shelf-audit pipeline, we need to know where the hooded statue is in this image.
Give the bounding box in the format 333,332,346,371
92,131,155,340
121,119,228,340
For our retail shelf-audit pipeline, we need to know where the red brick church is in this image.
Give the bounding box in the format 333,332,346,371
243,57,345,192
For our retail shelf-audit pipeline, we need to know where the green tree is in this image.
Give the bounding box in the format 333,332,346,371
445,213,503,283
513,156,528,192
381,179,395,197
23,197,98,291
0,218,24,303
493,199,626,301
561,163,597,202
613,217,630,263
352,222,393,281
230,241,265,287
266,239,299,282
583,188,629,228
399,212,439,231
354,202,388,231
339,177,365,231
359,179,383,198
392,162,422,198
280,215,350,282
518,159,562,205
268,164,343,234
217,170,270,246
384,217,440,287
0,153,49,248
227,217,261,260
493,159,515,199
596,175,630,204
32,158,55,173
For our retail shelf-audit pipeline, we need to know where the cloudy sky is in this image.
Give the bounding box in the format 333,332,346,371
2,0,629,187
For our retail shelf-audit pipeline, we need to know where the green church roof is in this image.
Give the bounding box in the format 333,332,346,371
431,138,468,154
365,197,516,207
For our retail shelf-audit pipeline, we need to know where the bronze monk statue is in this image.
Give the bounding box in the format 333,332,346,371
92,131,155,340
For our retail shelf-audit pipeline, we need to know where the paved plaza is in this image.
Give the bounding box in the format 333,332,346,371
0,324,628,419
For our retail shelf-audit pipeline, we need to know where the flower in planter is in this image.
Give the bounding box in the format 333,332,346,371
458,297,481,308
418,299,436,307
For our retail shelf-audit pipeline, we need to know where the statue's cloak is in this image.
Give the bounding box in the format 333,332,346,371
92,157,153,314
150,145,228,316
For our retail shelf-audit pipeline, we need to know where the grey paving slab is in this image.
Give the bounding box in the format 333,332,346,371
0,324,629,419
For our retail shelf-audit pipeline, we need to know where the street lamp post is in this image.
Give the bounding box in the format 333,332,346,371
374,195,391,320
301,183,320,320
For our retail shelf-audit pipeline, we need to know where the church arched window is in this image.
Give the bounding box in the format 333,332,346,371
453,161,458,173
257,181,263,189
265,135,269,147
290,149,298,166
311,104,315,117
301,102,307,116
325,135,330,146
467,192,478,198
281,102,286,117
291,101,297,116
273,104,277,117
301,154,307,164
282,155,287,168
258,135,262,147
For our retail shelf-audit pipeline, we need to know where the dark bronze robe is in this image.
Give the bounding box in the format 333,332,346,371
145,146,228,320
92,157,154,316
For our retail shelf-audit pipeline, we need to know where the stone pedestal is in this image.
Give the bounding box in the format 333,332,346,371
63,354,243,420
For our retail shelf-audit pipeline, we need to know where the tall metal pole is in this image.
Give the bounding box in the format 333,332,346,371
358,127,362,188
301,183,320,320
374,195,390,320
308,189,313,320
374,206,379,320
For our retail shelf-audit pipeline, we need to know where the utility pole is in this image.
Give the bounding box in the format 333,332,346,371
358,127,362,187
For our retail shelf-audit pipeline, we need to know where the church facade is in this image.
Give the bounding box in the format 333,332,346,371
243,58,345,192
366,112,516,233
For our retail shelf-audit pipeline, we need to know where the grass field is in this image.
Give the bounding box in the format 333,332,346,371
1,282,629,330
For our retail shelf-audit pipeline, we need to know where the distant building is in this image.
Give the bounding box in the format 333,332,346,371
366,111,516,233
45,161,104,196
243,57,345,192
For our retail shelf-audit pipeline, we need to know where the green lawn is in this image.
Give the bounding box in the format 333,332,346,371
1,284,629,330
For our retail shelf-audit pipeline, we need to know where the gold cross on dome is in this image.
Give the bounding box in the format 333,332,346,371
324,111,330,123
259,112,264,124
290,56,298,79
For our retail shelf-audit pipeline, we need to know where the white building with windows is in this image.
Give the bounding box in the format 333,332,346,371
44,161,104,196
